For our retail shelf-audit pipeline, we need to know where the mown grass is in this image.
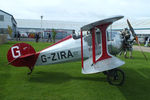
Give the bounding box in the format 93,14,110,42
0,41,150,100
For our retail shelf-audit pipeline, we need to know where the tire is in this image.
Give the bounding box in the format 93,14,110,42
107,68,125,86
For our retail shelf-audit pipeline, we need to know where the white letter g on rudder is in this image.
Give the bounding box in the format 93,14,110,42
11,46,21,58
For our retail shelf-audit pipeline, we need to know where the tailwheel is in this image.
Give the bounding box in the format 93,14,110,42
107,68,125,86
27,66,34,75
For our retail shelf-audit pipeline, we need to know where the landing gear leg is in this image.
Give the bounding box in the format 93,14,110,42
106,68,125,86
27,66,34,75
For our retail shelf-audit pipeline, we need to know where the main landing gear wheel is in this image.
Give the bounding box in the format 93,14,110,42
107,68,125,86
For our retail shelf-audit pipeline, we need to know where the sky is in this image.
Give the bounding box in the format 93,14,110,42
0,0,150,22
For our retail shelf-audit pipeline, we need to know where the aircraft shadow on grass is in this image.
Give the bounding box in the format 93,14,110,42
29,71,106,84
118,68,150,100
29,67,150,100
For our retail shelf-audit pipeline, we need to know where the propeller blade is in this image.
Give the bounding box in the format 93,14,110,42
127,19,136,37
127,19,148,61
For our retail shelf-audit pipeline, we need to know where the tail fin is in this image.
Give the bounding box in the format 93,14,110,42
7,43,39,68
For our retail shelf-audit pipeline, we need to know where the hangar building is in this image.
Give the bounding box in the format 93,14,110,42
0,9,17,44
16,19,87,39
0,9,17,36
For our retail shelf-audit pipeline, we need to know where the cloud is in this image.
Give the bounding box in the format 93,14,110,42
0,0,150,22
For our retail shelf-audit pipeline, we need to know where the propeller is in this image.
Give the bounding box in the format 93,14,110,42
127,19,148,61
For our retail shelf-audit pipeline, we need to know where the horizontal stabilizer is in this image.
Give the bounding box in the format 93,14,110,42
8,53,38,68
8,53,35,65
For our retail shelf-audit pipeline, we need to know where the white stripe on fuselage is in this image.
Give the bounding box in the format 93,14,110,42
35,38,89,66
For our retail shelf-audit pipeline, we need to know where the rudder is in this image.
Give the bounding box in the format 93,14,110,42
7,43,36,67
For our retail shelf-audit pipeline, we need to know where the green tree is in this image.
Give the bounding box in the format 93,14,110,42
52,29,57,43
7,25,13,37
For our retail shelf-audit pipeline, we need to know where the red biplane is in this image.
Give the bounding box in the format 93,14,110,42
7,16,126,85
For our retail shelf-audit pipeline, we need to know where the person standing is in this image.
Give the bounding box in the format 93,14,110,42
17,31,21,41
35,32,40,43
144,37,150,47
47,32,52,42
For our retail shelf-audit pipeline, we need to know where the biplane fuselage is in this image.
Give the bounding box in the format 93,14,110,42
35,35,83,66
35,32,123,67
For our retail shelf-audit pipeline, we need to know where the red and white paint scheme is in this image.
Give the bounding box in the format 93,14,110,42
7,16,125,85
80,16,125,74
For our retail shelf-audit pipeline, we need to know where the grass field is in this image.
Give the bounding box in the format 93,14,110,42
0,41,150,100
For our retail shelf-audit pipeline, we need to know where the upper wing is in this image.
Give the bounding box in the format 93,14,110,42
81,16,124,31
